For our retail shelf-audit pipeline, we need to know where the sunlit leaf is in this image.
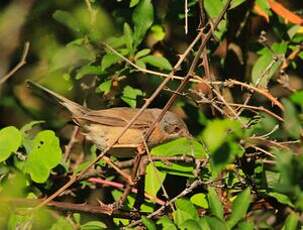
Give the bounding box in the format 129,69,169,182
121,86,144,108
101,52,121,71
133,0,154,47
25,130,62,183
145,163,166,198
135,48,151,59
190,193,209,208
80,221,107,230
96,80,112,95
140,55,172,70
151,137,206,158
75,64,103,79
0,126,22,162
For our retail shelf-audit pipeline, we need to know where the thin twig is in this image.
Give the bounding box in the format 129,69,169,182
0,42,30,85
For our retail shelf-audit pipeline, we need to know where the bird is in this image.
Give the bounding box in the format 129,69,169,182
27,81,191,157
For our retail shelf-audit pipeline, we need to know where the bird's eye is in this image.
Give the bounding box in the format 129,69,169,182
173,126,181,133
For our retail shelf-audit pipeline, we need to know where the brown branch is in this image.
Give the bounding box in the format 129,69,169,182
0,42,30,85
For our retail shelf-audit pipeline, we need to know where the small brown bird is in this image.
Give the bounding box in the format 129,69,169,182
27,81,190,157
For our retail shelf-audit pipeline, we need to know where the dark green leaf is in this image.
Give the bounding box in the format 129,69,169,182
0,126,22,162
207,187,224,220
140,55,172,70
227,188,251,228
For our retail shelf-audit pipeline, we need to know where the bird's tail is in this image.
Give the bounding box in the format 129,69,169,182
27,80,87,116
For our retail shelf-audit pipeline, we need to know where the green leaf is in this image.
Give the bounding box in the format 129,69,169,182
80,221,107,230
132,0,154,47
290,90,303,108
154,161,194,177
157,216,177,230
141,216,156,230
207,187,224,220
123,23,133,53
96,80,112,95
236,221,254,230
130,0,140,7
230,0,246,9
190,193,209,208
151,25,166,41
204,0,227,39
53,10,81,33
25,130,62,183
251,42,287,87
227,188,251,228
140,55,172,70
282,99,302,139
101,53,121,71
0,126,22,162
151,137,206,158
51,217,73,230
180,219,202,230
204,216,228,230
174,198,199,227
198,217,211,230
121,86,144,108
268,192,294,207
135,48,151,59
135,59,146,69
201,119,242,152
282,212,299,230
75,64,103,79
50,45,95,71
145,163,166,198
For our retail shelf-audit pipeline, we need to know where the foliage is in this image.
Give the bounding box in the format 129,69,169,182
0,0,303,229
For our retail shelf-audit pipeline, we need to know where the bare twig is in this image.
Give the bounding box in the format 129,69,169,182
0,42,30,85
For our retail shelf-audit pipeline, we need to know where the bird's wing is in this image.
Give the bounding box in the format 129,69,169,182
80,108,159,128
